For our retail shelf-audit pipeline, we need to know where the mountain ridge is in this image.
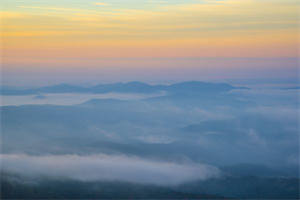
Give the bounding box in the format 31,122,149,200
0,81,248,95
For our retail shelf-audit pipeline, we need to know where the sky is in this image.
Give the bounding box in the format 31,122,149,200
1,0,299,86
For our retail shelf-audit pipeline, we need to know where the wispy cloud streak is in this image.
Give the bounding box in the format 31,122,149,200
0,154,220,185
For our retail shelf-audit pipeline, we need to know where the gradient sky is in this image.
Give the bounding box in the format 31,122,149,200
1,0,299,86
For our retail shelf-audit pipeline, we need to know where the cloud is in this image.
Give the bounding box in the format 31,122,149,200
247,106,299,123
17,6,85,12
0,154,220,185
94,2,109,6
0,92,165,106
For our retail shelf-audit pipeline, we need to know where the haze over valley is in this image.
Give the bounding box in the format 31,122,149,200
1,81,299,199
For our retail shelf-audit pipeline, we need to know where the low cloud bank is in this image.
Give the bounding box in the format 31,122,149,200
0,154,219,185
